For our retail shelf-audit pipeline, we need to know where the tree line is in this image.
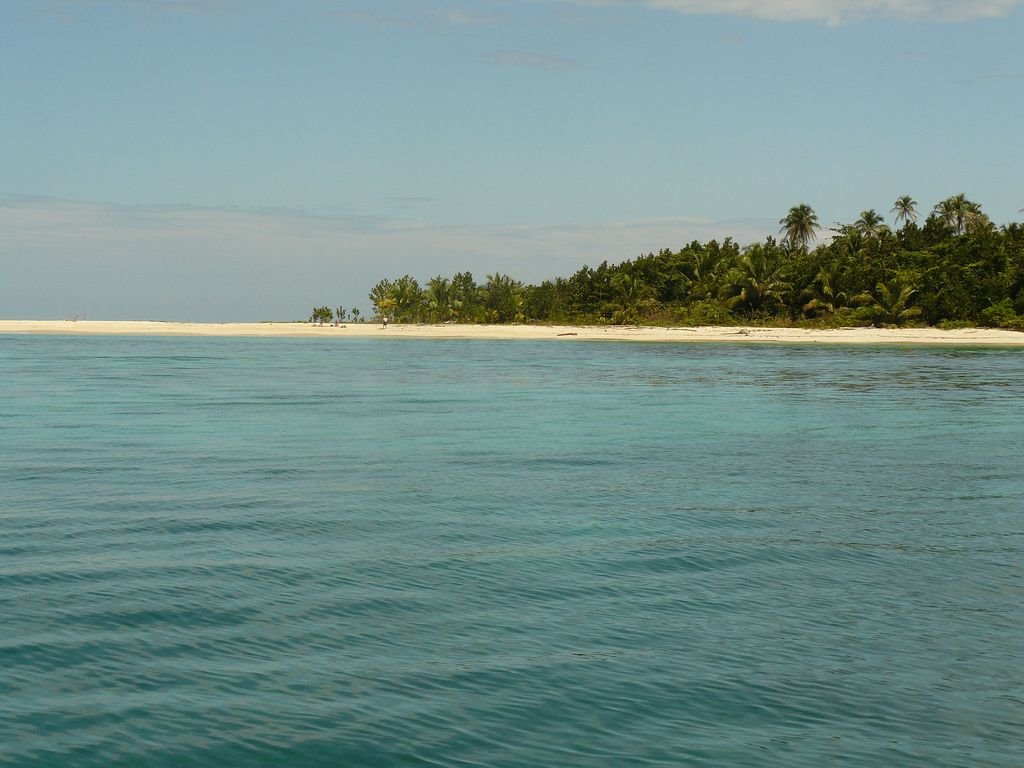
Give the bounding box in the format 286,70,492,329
356,194,1024,329
309,306,364,325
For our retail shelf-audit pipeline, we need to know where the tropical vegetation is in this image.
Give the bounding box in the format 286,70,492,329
309,306,363,324
348,195,1024,330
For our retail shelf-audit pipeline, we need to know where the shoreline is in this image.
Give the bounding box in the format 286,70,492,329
1,320,1023,346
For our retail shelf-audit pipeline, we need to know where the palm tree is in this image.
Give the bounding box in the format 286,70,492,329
335,306,346,323
378,296,397,324
964,210,993,235
891,195,918,227
854,209,889,239
779,204,820,250
830,224,865,259
351,308,361,323
802,265,850,317
933,194,986,235
392,275,423,322
369,279,395,317
482,273,524,323
450,272,480,322
933,196,959,232
685,247,725,301
608,274,655,325
722,248,792,315
854,280,922,326
425,276,454,322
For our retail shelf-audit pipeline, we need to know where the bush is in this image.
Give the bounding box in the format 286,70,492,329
798,308,864,329
677,299,736,326
979,299,1024,330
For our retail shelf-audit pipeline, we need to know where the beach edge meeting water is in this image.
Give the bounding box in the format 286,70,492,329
2,320,1024,346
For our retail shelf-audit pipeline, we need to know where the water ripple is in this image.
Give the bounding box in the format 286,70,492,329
1,336,1022,767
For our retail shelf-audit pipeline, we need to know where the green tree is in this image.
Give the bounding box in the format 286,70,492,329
425,276,454,322
524,278,570,322
359,193,1022,331
310,306,333,325
891,195,918,227
933,194,987,235
369,279,395,316
722,245,792,316
450,272,480,322
830,224,865,260
854,280,922,326
855,209,889,239
389,275,423,322
684,241,731,301
482,273,524,323
779,204,820,251
335,306,346,323
933,197,959,232
351,308,361,323
802,264,851,317
607,274,655,325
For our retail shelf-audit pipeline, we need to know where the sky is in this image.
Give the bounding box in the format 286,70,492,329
2,0,1022,321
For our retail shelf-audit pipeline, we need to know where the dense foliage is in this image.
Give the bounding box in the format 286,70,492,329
360,196,1024,329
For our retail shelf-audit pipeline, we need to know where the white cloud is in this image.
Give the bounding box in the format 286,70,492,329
330,5,498,31
568,0,1024,23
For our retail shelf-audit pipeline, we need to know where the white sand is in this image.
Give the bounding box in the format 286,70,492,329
1,320,1023,345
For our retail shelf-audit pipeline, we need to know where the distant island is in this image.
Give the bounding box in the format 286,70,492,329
326,195,1023,332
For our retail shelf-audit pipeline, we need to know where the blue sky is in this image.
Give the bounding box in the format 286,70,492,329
3,0,1022,320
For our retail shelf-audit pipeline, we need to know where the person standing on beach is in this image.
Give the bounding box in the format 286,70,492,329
382,315,389,329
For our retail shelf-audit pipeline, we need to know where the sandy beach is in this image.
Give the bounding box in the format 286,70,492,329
1,319,1023,345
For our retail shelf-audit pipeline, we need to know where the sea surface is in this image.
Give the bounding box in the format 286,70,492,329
1,334,1021,767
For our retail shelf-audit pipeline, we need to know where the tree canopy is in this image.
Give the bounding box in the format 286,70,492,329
355,195,1024,330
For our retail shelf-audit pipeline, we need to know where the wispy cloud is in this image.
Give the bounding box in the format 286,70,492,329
0,197,774,320
489,49,581,71
35,0,1024,25
384,196,438,212
432,8,498,26
329,8,422,30
956,71,1024,84
565,0,1024,24
329,5,498,31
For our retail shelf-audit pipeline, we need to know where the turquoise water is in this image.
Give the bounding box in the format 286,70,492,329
1,335,1021,767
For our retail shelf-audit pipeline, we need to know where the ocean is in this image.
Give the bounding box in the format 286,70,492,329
1,334,1021,767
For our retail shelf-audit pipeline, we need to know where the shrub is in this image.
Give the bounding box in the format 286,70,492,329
979,299,1024,330
677,299,736,326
